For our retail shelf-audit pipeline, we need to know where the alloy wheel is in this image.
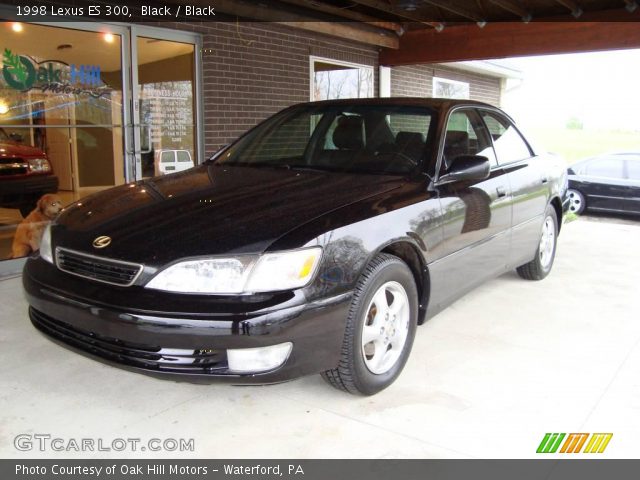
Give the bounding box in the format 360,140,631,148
567,189,584,214
361,281,410,375
539,216,556,269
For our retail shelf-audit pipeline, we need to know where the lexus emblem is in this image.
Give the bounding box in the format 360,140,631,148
93,236,112,249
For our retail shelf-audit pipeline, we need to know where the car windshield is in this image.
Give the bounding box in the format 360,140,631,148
216,104,436,175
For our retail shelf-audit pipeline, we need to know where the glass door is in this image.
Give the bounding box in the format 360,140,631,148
128,28,199,181
0,22,127,261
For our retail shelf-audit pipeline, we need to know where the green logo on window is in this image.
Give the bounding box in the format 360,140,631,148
2,48,104,96
2,49,36,90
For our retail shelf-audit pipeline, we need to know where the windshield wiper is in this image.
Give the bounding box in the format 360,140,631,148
279,164,336,173
223,162,335,173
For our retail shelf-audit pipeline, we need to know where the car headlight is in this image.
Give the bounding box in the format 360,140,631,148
40,224,53,264
244,248,322,292
27,158,51,173
145,247,322,294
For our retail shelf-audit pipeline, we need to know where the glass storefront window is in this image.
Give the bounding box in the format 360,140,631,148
136,37,196,178
0,23,125,190
0,23,125,260
0,24,199,262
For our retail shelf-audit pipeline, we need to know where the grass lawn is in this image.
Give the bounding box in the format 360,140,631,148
527,128,640,164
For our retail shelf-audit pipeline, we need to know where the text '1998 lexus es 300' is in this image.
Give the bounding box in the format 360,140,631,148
24,99,569,395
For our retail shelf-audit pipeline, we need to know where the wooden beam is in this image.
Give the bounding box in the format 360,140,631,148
176,0,399,48
380,19,640,65
277,0,405,35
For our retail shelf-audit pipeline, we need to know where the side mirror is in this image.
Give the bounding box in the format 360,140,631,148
436,155,490,185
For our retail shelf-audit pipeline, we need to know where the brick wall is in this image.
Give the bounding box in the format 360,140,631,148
390,64,502,106
181,22,380,154
167,21,501,155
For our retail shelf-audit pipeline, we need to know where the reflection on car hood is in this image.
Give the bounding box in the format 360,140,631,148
0,141,47,158
54,164,403,266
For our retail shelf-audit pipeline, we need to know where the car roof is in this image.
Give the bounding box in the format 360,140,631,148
572,151,640,166
299,97,497,110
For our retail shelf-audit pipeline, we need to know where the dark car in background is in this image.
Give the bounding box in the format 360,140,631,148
0,128,58,217
23,99,568,395
567,152,640,216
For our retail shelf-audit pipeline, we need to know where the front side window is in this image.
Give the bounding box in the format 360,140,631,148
217,105,435,175
442,109,497,171
480,111,532,165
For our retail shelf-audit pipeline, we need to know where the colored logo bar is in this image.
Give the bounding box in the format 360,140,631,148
537,433,612,453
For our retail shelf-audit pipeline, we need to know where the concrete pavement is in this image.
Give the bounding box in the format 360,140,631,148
1,217,639,459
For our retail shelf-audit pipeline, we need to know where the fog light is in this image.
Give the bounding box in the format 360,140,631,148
227,342,292,374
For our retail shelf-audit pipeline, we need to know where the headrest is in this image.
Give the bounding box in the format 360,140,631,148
396,131,425,147
445,130,469,147
333,116,364,150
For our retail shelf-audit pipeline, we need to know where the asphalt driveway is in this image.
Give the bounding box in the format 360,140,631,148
1,217,639,459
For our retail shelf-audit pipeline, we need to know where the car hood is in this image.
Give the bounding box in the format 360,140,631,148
54,164,403,266
0,141,46,158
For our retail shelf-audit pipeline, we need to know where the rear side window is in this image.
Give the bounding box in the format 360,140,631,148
480,111,532,165
585,157,624,179
161,151,174,163
177,151,192,163
624,157,640,180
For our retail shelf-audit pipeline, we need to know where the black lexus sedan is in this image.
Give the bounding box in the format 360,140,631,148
24,99,568,395
567,152,640,216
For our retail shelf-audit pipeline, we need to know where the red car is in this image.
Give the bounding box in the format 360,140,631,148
0,128,58,217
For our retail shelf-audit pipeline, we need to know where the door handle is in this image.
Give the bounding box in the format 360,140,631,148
496,186,507,198
541,177,549,184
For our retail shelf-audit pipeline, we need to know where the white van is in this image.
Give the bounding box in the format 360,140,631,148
154,150,194,175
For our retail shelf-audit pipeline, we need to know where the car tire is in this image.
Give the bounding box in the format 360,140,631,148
567,189,586,214
321,253,418,395
516,205,558,281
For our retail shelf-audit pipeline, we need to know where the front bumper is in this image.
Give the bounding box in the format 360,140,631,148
23,258,351,384
0,174,59,206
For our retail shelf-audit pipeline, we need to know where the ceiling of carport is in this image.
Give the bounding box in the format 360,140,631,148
181,0,640,61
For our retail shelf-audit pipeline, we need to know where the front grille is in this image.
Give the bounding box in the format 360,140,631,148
56,248,143,286
0,159,28,176
30,308,228,374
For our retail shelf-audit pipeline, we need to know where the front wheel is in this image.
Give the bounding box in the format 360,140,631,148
516,206,558,281
322,254,418,395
